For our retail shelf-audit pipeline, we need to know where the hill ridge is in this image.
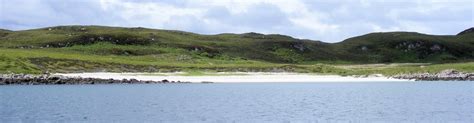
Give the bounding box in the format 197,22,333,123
457,27,474,35
3,25,472,42
0,25,472,64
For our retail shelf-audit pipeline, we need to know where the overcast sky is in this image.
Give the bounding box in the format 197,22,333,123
0,0,473,42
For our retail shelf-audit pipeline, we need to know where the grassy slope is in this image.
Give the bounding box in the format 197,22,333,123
336,32,474,63
0,25,473,74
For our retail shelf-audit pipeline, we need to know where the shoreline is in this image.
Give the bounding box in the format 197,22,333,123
55,72,413,83
0,74,181,85
392,69,473,81
3,69,472,85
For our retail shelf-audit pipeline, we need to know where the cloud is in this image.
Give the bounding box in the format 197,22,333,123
0,0,472,42
205,3,290,29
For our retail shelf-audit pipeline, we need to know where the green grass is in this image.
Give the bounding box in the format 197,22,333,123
0,25,472,75
336,62,474,76
0,55,42,74
0,48,295,73
0,47,472,75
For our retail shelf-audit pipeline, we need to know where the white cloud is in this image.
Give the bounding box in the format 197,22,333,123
99,0,205,27
1,0,472,42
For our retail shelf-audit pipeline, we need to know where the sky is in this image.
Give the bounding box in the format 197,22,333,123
0,0,473,42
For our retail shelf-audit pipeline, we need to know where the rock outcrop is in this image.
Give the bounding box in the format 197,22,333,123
0,74,189,85
392,69,474,81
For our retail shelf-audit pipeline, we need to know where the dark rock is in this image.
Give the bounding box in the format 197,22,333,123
0,74,178,85
130,79,139,83
201,81,213,84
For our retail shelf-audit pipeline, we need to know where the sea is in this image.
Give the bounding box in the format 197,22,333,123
1,82,473,122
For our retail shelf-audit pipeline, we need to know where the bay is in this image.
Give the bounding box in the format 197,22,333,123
1,82,473,122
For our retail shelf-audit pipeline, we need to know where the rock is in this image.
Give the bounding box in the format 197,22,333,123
201,81,213,84
392,69,473,81
130,78,139,83
430,44,442,51
467,74,474,80
292,43,306,52
122,79,130,83
0,74,174,85
439,69,458,75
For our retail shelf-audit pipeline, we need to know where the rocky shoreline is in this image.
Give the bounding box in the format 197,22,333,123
392,69,474,81
0,74,189,85
1,70,472,85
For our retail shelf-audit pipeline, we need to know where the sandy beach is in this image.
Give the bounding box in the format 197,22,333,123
55,72,413,83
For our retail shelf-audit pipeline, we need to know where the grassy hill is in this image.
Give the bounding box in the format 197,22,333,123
337,32,474,63
0,25,473,74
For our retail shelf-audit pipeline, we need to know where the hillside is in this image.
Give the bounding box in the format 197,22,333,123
457,27,474,35
337,32,474,63
0,25,473,74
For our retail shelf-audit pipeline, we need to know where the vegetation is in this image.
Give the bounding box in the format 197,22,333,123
0,25,472,75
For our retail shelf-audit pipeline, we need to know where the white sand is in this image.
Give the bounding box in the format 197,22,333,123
55,72,413,83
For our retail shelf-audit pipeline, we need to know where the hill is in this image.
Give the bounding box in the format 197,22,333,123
0,25,473,74
337,32,473,63
457,27,474,35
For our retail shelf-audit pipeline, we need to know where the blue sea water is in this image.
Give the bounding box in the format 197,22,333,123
0,82,473,122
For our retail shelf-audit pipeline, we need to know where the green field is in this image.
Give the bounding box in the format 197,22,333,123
0,26,472,75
